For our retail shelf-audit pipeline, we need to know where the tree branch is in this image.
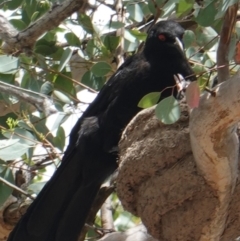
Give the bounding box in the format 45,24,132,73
216,3,238,83
0,80,57,115
190,71,240,239
0,0,88,53
0,176,34,200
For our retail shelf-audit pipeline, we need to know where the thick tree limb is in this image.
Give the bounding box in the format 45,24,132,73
190,71,240,240
0,80,57,115
0,0,88,53
117,70,240,240
216,3,238,83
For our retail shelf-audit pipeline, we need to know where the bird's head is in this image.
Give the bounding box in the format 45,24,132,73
144,20,196,82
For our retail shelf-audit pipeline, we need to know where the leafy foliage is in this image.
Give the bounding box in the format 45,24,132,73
0,0,239,238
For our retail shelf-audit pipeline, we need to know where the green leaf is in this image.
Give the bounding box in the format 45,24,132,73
155,96,180,124
28,181,46,194
36,0,51,15
22,9,31,26
34,37,59,56
195,1,218,27
0,139,30,161
3,128,36,146
0,167,14,206
29,116,53,143
148,0,165,15
176,0,193,17
162,0,179,17
53,126,65,151
138,92,161,108
103,36,120,52
78,14,94,34
40,81,54,95
24,0,37,20
58,48,73,72
41,31,57,43
215,0,238,19
0,74,15,84
91,62,112,77
129,29,147,41
65,33,81,47
195,26,218,50
104,21,125,30
86,39,98,58
35,45,59,56
139,2,151,16
34,54,48,71
47,112,67,131
124,39,138,52
124,30,137,43
54,72,74,95
31,11,40,22
183,30,196,48
0,160,6,173
10,19,27,31
127,3,144,22
6,0,23,10
0,56,19,74
53,90,72,104
82,71,105,91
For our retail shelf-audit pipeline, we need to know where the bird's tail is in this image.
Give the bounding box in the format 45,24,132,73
7,142,116,241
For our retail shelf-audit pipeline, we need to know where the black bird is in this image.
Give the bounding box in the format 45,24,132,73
7,20,195,241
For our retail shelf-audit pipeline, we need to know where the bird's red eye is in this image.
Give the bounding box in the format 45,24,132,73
158,34,166,41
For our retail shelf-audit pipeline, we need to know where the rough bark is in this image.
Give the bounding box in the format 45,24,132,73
0,0,88,54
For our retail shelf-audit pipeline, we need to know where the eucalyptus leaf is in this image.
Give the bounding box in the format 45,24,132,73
126,3,144,22
215,0,238,19
91,62,112,77
0,139,30,161
0,167,14,206
183,30,196,48
176,0,193,17
195,27,218,50
82,71,105,90
10,19,27,30
31,11,40,22
129,29,147,41
65,32,81,47
53,90,72,104
53,126,65,151
28,181,47,194
58,48,73,72
138,92,161,108
6,0,23,10
0,56,19,74
3,128,36,146
155,96,180,124
104,21,125,30
40,81,54,95
103,36,120,52
35,45,59,56
195,1,217,27
78,14,94,34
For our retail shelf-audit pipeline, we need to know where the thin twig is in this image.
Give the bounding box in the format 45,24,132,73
0,176,34,200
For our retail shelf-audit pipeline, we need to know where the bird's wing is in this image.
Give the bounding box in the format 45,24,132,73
66,54,140,152
83,55,136,117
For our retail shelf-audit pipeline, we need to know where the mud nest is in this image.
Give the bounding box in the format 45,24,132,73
117,103,240,241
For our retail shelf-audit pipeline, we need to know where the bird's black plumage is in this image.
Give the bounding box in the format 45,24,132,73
7,20,195,241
